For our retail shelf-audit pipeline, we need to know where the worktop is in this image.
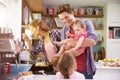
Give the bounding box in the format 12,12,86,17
0,74,93,80
1,62,120,80
93,62,120,80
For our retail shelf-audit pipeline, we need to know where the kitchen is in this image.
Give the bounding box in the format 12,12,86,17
0,0,120,80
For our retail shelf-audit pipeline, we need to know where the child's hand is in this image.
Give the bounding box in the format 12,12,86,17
69,48,77,52
39,70,47,76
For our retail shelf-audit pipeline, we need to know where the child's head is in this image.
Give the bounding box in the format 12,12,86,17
58,51,77,79
72,20,86,35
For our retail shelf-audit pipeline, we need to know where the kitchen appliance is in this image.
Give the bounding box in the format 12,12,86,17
0,38,16,52
0,33,16,63
113,27,120,39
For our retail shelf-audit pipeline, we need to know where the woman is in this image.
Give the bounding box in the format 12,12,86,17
22,19,61,74
56,4,98,79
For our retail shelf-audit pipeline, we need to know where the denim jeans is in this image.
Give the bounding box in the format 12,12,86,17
78,71,93,79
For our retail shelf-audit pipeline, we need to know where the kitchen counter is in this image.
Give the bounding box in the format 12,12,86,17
0,74,93,80
94,62,120,80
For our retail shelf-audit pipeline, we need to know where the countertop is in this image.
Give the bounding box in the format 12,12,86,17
95,62,120,70
0,74,93,80
94,62,120,80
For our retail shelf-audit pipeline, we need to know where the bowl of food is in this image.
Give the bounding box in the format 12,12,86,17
10,64,32,74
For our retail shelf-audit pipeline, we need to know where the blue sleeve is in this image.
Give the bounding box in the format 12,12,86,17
84,19,98,42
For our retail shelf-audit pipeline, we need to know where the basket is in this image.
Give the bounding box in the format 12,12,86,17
10,64,32,74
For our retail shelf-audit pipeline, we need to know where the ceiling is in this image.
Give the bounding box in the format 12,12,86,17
42,0,120,6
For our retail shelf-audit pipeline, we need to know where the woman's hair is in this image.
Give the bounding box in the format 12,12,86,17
56,4,73,15
29,19,51,31
72,20,86,30
58,51,77,79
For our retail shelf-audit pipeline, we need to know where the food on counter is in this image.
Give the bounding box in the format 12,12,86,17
19,71,33,76
18,71,34,80
103,58,114,62
99,58,120,67
116,62,120,67
107,62,117,67
35,62,48,67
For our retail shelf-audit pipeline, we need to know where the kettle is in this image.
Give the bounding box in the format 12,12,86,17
2,62,11,74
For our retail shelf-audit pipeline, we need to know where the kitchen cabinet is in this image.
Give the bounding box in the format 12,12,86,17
106,3,120,59
107,4,120,26
94,62,120,80
106,39,120,58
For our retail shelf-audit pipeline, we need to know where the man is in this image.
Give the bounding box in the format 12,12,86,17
56,4,98,79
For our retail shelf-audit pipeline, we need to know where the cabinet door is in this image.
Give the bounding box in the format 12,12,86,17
107,39,120,59
107,4,120,26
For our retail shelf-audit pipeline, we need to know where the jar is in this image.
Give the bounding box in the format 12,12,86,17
78,8,85,15
47,8,54,15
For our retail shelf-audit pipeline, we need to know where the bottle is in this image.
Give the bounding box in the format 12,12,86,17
19,46,30,64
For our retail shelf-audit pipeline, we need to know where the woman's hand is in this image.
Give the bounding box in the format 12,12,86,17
22,33,30,41
22,33,32,50
52,53,60,58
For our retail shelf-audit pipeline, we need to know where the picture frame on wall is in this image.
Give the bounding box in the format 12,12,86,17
54,17,66,29
42,16,55,29
33,13,42,19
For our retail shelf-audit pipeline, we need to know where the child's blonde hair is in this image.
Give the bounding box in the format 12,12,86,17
58,51,77,79
29,19,51,31
72,20,86,31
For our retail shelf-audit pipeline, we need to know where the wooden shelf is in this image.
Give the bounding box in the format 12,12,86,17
95,26,103,30
75,15,104,18
42,14,104,18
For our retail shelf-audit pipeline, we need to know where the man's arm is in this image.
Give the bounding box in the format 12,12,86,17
81,38,97,47
72,19,98,57
81,19,98,47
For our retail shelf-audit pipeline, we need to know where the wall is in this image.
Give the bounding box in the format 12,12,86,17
0,0,22,40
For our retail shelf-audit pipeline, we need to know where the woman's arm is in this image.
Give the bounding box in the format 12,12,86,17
22,33,32,50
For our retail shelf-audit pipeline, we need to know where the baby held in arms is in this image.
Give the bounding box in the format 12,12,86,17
53,20,87,57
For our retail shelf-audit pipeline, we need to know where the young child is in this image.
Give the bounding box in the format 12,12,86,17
53,20,87,56
56,51,85,79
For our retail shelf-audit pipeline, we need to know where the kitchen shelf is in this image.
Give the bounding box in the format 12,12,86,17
95,26,103,30
43,14,104,18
